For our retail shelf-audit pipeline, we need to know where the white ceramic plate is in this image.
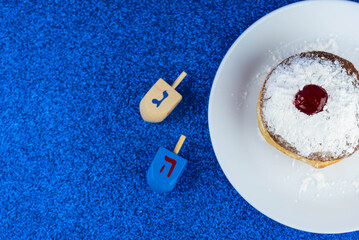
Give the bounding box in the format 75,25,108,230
209,0,359,234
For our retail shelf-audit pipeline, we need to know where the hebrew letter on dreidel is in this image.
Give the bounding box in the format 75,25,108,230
152,90,169,107
159,156,177,177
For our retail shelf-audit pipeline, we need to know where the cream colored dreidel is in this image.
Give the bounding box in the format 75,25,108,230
140,72,187,123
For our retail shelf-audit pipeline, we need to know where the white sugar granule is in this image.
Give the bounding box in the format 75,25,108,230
302,37,339,54
352,179,359,193
299,177,312,193
311,171,329,189
299,169,329,194
262,55,359,158
242,91,248,100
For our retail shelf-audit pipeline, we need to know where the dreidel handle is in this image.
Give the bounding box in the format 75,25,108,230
171,72,187,89
173,135,186,154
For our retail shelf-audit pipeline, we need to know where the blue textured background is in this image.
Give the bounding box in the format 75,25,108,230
1,0,359,239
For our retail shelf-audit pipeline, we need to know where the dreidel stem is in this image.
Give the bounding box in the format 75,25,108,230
171,72,187,89
173,135,186,154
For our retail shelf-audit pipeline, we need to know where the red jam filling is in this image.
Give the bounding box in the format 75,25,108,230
294,84,328,115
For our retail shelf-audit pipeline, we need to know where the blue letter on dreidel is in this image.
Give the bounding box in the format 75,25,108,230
147,147,187,193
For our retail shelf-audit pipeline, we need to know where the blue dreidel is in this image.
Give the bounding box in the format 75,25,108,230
147,135,187,193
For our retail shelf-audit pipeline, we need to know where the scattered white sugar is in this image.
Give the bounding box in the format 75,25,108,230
302,36,339,53
352,179,359,187
256,65,272,84
296,168,359,196
299,177,312,193
258,36,340,85
338,180,348,188
352,179,359,193
299,169,329,194
311,171,329,189
242,91,248,100
262,54,359,158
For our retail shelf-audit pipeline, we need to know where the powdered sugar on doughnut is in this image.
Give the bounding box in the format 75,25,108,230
262,55,359,159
